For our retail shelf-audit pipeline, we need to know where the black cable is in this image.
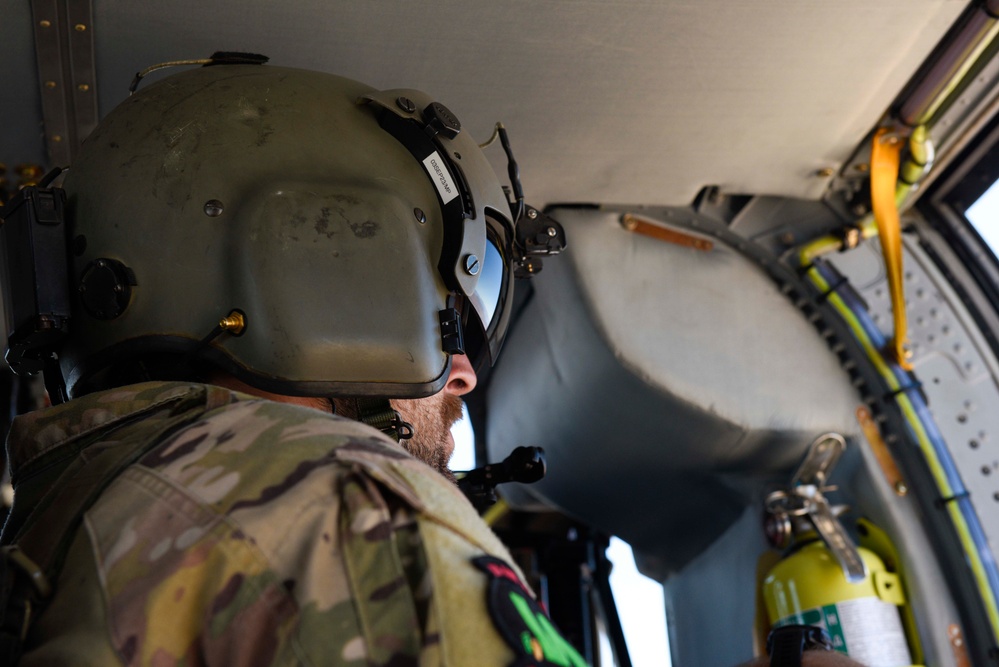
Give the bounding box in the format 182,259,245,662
937,491,972,507
816,276,849,303
883,381,924,402
38,167,64,188
498,125,525,223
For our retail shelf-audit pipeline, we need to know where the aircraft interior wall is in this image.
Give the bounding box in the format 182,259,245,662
483,201,999,665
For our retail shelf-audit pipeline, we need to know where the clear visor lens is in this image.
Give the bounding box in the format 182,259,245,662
468,238,505,335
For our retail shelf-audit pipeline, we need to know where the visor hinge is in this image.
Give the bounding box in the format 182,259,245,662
438,306,466,355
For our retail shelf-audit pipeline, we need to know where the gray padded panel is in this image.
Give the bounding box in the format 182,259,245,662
486,207,860,568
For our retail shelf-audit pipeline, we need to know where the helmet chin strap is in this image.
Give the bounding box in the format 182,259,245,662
353,397,414,443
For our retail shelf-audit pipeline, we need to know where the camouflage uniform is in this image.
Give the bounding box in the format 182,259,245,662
3,381,587,667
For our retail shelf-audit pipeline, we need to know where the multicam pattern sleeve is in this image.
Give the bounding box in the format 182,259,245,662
8,382,521,667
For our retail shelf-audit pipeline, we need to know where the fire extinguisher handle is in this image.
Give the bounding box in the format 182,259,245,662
791,433,846,487
808,497,868,583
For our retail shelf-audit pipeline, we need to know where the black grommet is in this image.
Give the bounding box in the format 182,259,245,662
78,258,136,320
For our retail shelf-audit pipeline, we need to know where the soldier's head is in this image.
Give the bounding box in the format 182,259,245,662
60,61,516,397
12,59,556,473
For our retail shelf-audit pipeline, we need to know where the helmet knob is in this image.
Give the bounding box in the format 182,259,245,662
423,102,461,139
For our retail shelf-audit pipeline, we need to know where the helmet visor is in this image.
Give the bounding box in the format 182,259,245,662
468,237,504,335
464,219,514,370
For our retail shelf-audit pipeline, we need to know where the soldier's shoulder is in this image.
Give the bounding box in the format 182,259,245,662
142,391,409,469
133,390,425,514
7,381,206,477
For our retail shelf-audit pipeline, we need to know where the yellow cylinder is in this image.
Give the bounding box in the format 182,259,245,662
763,541,915,667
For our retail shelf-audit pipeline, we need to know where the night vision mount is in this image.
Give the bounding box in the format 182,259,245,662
511,204,566,278
482,121,567,278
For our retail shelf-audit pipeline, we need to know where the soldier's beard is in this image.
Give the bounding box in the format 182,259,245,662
207,375,466,481
391,393,464,484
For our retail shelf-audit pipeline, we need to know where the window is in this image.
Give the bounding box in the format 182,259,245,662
967,178,999,252
449,401,476,472
605,537,672,667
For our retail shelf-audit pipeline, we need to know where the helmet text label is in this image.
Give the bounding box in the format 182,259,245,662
423,151,459,205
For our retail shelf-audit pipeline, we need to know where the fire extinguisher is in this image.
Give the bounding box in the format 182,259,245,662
761,433,919,667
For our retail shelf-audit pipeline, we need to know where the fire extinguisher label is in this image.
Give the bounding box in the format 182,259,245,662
778,597,912,667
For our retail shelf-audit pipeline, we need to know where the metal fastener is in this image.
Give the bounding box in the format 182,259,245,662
204,199,224,217
547,227,557,237
39,19,51,27
51,135,62,142
815,167,835,178
45,81,56,89
396,97,416,114
16,165,42,179
414,208,426,224
464,254,480,276
527,208,538,219
219,311,246,335
74,23,86,31
78,83,90,92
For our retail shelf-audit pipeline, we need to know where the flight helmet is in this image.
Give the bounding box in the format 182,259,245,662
6,60,563,399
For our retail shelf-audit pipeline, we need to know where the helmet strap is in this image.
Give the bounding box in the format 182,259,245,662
354,398,414,443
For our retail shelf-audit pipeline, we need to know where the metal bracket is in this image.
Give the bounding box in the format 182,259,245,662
30,0,99,167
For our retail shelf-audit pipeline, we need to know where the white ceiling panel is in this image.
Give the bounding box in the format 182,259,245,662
1,1,969,206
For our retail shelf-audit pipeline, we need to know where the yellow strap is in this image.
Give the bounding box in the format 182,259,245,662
870,128,913,370
483,498,509,527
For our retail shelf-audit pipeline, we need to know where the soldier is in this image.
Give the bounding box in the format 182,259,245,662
0,58,582,666
0,58,867,667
